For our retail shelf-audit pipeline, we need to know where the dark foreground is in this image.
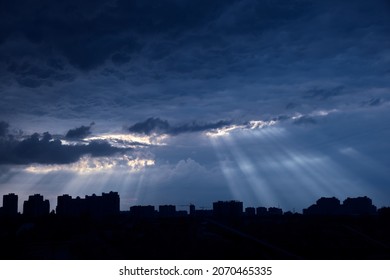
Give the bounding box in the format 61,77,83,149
0,213,389,260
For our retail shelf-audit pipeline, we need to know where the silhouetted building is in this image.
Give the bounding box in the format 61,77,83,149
2,193,18,217
189,204,196,216
256,207,268,216
23,194,50,218
159,205,176,217
56,192,120,218
268,207,283,216
378,207,390,217
130,205,156,218
303,197,341,215
213,200,243,218
56,195,92,217
177,210,187,217
57,194,77,216
85,192,120,217
284,211,294,216
194,209,213,217
303,196,377,216
245,207,256,217
342,196,376,215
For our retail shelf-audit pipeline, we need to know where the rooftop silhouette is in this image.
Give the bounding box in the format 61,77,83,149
303,196,377,216
56,191,120,218
1,193,18,217
23,194,50,218
0,191,387,219
1,191,389,260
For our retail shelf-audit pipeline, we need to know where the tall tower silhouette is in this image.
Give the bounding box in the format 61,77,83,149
3,193,18,217
23,194,50,218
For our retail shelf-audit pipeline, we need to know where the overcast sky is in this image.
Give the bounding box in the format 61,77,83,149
1,0,389,212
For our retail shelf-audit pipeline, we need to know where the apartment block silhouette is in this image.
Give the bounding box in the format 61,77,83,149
213,200,243,218
2,193,18,217
56,191,120,218
23,194,50,218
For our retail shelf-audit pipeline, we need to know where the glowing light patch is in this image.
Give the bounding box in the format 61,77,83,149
248,120,277,129
206,119,278,137
206,124,244,137
60,139,85,146
310,109,339,117
84,133,168,148
25,155,155,174
291,113,304,120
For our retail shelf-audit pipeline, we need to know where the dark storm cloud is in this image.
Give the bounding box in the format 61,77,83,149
171,120,231,134
0,0,389,130
6,59,75,88
128,118,170,135
128,117,230,135
4,0,386,76
0,0,236,70
65,123,95,139
0,131,129,165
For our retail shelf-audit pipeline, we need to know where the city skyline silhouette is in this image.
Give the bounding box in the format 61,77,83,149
0,191,387,218
1,190,389,260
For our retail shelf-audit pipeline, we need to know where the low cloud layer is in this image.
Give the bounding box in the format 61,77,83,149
128,117,231,135
0,127,130,165
65,122,95,139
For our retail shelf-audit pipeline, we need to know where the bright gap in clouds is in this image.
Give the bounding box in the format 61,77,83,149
84,133,168,148
24,155,155,174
